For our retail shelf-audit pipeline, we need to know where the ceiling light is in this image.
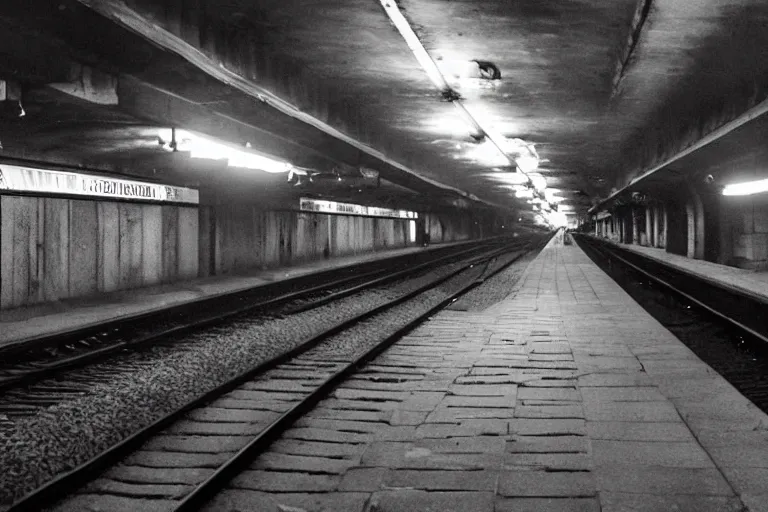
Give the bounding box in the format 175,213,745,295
379,0,449,92
515,188,534,199
516,154,539,173
379,0,542,178
722,178,768,196
463,139,510,167
544,189,566,203
544,210,568,228
528,173,547,192
452,102,486,140
488,172,529,185
158,128,292,173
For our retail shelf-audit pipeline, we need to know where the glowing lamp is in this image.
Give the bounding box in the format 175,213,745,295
722,178,768,196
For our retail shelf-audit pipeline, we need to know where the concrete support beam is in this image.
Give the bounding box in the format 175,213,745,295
117,76,337,172
631,207,640,245
48,64,119,105
645,205,653,246
0,79,24,120
686,201,696,258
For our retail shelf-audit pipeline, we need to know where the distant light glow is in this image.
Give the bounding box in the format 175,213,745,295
488,172,529,185
545,189,566,203
545,210,568,228
158,129,292,173
516,154,539,173
515,188,534,199
722,178,768,196
528,174,547,192
463,139,510,167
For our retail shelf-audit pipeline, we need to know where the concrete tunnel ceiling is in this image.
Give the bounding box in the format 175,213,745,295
1,0,768,220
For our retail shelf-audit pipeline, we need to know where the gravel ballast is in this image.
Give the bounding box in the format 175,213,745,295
448,244,543,312
0,256,486,505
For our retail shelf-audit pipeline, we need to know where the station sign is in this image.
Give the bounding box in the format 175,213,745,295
299,197,417,219
0,164,199,205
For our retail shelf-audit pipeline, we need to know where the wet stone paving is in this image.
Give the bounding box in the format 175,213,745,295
93,237,768,511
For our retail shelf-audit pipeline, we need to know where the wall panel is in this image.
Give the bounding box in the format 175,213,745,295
142,205,163,286
1,195,200,310
197,206,213,278
97,202,120,292
69,200,99,298
43,198,70,301
162,206,180,283
118,203,144,290
177,206,199,279
0,197,15,308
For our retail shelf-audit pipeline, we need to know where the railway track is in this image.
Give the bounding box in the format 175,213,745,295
0,238,509,412
574,234,768,413
4,236,548,510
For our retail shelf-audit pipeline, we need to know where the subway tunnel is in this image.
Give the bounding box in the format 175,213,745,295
2,1,768,511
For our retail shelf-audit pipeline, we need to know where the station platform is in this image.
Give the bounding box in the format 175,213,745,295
0,241,469,350
594,236,768,302
215,233,768,512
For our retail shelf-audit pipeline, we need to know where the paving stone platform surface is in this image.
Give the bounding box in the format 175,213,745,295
204,234,768,512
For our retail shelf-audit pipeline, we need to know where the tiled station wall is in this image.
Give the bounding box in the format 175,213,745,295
0,195,198,310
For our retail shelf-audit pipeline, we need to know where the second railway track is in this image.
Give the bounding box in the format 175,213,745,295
2,235,549,510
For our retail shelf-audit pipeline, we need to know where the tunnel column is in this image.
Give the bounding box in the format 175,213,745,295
645,205,653,246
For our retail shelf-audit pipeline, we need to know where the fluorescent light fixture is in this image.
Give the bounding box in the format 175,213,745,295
545,189,566,203
452,102,486,139
488,172,529,185
515,188,534,199
528,173,547,192
463,139,510,167
722,178,768,196
516,154,539,173
379,0,449,92
544,210,568,228
379,0,544,178
159,129,292,173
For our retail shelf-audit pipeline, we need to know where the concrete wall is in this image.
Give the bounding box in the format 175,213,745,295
1,193,489,310
424,212,474,244
200,205,428,276
722,197,768,269
0,195,198,310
